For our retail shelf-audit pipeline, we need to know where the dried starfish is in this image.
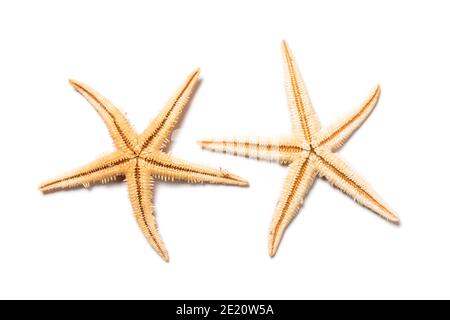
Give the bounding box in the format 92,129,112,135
40,69,248,262
199,41,399,257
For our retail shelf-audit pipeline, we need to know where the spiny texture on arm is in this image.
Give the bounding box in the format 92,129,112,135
282,40,321,144
39,152,129,192
138,69,200,151
314,148,399,223
69,80,138,154
141,151,248,186
126,160,169,262
268,153,317,256
315,85,381,151
198,137,303,164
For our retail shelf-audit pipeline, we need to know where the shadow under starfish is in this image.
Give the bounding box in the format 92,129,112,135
40,69,248,262
199,41,399,257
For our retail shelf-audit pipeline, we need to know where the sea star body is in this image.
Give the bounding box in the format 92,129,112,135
200,42,399,257
40,70,248,262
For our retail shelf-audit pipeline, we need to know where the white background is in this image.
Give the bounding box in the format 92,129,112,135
0,0,449,299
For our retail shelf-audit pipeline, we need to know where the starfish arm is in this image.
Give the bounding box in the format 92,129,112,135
315,85,381,151
282,40,321,143
314,148,399,222
268,152,317,257
140,151,248,186
138,69,200,151
39,152,130,192
126,160,169,262
198,137,303,164
69,80,138,154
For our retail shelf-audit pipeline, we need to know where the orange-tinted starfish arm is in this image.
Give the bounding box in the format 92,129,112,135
198,138,303,165
39,152,130,192
282,40,321,143
268,152,317,256
138,69,200,151
69,80,138,154
126,160,169,262
315,148,399,223
315,85,381,151
141,151,248,186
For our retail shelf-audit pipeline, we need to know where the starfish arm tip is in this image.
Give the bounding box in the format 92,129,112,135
239,179,250,187
227,174,249,187
68,79,86,92
161,253,170,263
388,213,400,225
188,68,201,80
68,79,80,87
375,84,381,96
227,171,250,186
155,247,170,262
197,140,207,148
268,243,278,258
197,140,216,150
39,180,56,193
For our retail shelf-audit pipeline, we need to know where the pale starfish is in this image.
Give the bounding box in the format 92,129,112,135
40,69,248,262
199,41,399,257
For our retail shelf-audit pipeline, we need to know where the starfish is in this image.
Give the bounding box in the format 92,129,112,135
40,69,248,262
199,41,399,257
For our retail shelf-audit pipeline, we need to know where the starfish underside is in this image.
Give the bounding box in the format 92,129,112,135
200,41,399,257
40,70,248,262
